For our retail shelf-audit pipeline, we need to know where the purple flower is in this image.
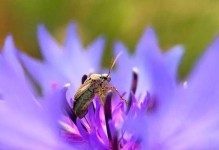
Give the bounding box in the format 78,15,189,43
20,23,105,95
1,23,219,149
0,36,72,149
122,35,219,149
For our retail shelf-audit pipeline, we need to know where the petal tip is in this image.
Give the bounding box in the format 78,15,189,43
2,35,16,54
144,26,156,37
38,24,46,33
37,24,49,40
67,22,77,34
4,35,14,46
113,42,128,55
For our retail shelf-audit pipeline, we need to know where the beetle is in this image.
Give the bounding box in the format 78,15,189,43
73,53,127,118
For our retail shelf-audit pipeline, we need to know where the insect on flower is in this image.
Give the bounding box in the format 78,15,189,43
73,53,127,118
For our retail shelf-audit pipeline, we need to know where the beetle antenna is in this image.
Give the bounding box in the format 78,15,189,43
107,52,122,77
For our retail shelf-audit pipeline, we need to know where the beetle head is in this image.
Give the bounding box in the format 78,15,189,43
101,73,111,83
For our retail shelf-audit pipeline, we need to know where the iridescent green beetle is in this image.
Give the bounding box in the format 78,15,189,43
73,53,127,118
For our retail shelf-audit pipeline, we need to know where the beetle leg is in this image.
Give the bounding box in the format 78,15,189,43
104,86,127,104
97,87,106,105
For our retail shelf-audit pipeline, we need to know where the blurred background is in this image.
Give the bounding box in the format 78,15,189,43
0,0,219,78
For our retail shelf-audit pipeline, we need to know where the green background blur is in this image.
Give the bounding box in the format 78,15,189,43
0,0,219,78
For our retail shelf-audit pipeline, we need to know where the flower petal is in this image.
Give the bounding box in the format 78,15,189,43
19,52,69,94
64,23,83,56
135,27,160,59
87,37,105,70
38,24,63,65
164,45,184,79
